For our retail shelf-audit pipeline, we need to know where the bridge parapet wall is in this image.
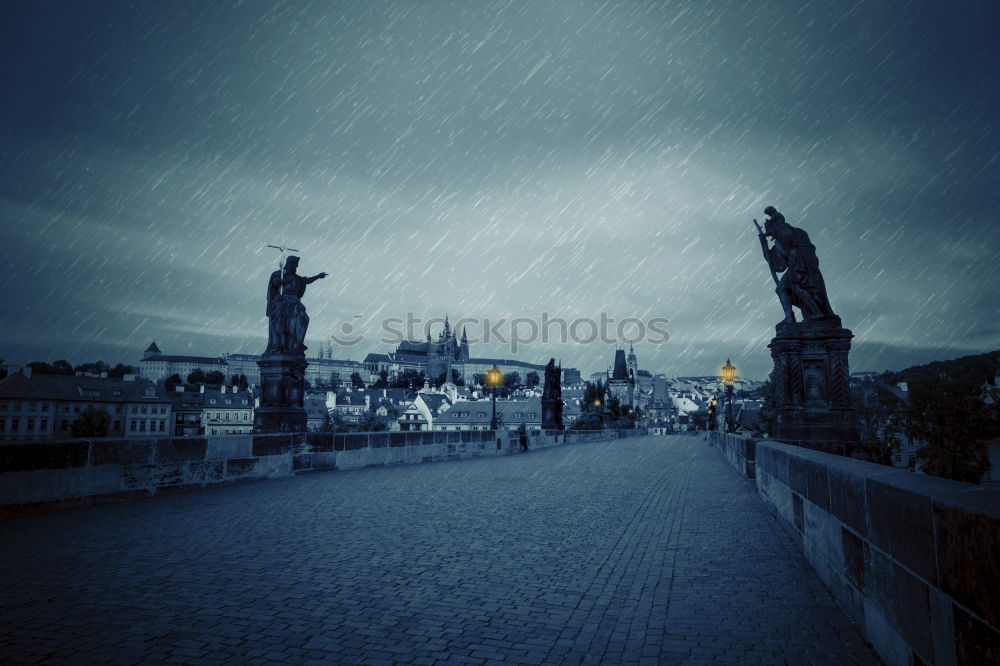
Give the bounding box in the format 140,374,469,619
0,428,643,516
712,432,999,666
707,431,757,479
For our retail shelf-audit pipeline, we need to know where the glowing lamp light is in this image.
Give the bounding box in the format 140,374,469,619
594,400,601,407
486,365,503,387
722,358,736,386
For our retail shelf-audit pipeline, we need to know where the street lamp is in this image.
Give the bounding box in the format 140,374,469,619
486,364,503,430
722,358,736,433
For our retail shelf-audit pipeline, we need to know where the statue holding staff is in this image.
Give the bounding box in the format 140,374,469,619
753,206,837,325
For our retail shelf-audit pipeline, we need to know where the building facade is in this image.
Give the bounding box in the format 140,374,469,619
201,387,253,435
0,369,172,440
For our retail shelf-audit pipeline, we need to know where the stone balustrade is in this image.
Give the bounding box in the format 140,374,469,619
0,428,642,516
708,431,1000,666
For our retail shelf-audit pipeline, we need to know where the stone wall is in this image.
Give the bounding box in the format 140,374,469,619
710,432,1000,665
707,431,757,479
0,428,641,516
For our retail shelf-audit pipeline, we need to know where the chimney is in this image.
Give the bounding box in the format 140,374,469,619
175,385,185,393
897,382,908,392
200,385,205,393
100,371,108,378
364,394,371,408
23,366,32,379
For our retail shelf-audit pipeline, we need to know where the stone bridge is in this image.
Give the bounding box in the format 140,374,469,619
0,433,996,664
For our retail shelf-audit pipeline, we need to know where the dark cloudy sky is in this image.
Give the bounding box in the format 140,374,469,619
1,0,998,380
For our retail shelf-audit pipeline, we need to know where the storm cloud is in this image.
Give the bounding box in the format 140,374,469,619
2,0,998,379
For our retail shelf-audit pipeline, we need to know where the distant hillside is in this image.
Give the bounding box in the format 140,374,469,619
884,349,999,388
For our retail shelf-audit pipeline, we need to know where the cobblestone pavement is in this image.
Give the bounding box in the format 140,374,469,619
0,434,879,665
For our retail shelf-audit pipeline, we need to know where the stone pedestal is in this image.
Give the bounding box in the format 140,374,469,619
541,399,564,431
254,353,308,433
769,320,859,442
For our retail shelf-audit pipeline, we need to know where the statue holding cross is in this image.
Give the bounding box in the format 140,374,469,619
264,248,327,355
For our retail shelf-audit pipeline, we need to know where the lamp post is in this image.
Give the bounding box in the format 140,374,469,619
486,364,503,430
722,358,736,433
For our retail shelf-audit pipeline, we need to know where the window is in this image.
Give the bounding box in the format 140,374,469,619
514,413,521,418
141,406,147,414
40,419,47,431
11,419,19,431
26,419,34,432
159,421,165,432
41,403,49,412
14,403,20,412
528,413,535,418
115,406,122,414
61,420,69,431
0,418,5,431
114,420,121,432
140,421,146,432
478,412,485,418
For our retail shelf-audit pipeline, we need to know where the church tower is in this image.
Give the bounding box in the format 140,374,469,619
460,326,470,361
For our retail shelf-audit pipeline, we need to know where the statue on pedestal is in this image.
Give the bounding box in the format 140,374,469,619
753,206,865,449
541,358,564,431
256,252,327,433
265,256,327,355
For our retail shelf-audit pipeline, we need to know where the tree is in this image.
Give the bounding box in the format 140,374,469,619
187,368,207,384
328,411,354,433
165,373,183,390
526,371,540,388
909,377,994,484
350,372,366,389
27,361,54,375
205,370,226,385
329,373,342,391
358,411,390,432
391,369,425,389
51,360,74,375
71,407,111,438
853,379,906,448
450,369,465,386
371,370,389,389
107,363,135,379
504,371,522,389
239,374,249,390
581,380,606,412
571,411,603,430
472,373,485,387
